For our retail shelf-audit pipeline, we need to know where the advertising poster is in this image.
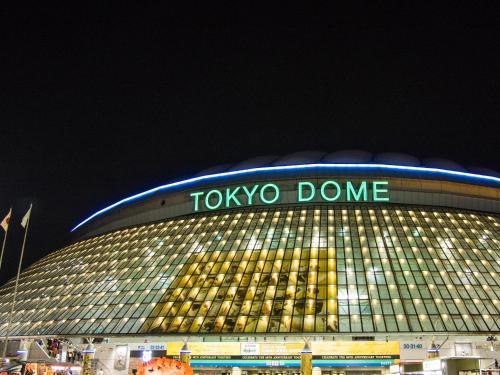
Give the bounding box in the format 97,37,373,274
114,345,128,371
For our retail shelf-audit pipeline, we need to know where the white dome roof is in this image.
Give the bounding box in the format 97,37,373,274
193,150,498,176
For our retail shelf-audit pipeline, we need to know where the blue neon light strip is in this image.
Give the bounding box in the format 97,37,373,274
189,359,395,367
71,163,500,232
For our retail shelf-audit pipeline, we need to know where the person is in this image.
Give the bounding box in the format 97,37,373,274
495,359,498,369
97,368,104,375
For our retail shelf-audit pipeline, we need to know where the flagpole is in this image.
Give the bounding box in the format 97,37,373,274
0,224,8,272
0,209,11,273
1,204,32,361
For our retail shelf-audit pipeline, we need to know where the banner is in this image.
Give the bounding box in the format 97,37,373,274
166,341,399,360
312,341,399,359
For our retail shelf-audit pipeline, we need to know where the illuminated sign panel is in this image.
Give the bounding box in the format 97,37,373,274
166,341,399,367
190,180,389,211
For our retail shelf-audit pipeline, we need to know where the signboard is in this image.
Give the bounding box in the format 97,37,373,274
240,343,259,355
167,341,399,362
131,343,166,351
190,180,390,212
260,343,303,356
176,358,395,368
400,341,428,360
168,342,240,356
423,359,442,372
455,343,472,356
311,341,399,359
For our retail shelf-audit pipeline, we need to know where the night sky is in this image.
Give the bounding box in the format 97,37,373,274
0,4,499,285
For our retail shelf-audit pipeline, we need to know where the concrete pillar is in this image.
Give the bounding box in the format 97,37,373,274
179,342,191,366
81,343,95,375
427,337,439,359
232,367,242,375
300,341,313,375
312,367,322,375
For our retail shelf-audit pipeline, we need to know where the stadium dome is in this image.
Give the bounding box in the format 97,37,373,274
0,151,498,373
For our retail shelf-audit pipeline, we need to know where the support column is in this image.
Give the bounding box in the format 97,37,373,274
427,336,439,359
300,340,312,375
82,343,95,375
180,342,191,366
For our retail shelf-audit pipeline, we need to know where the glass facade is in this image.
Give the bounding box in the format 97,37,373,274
0,205,498,337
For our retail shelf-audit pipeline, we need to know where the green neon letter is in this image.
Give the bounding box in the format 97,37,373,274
373,181,390,202
205,189,223,210
298,181,315,202
190,191,205,211
320,180,341,201
260,183,280,204
346,181,368,201
242,185,259,205
226,186,242,207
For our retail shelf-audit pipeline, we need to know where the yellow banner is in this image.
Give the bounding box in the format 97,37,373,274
168,342,240,356
167,341,399,356
260,343,303,356
312,341,399,356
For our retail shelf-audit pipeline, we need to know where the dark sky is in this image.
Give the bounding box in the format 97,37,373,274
0,4,499,285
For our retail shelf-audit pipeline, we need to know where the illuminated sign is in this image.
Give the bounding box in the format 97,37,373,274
166,341,399,367
190,180,389,211
167,341,399,358
72,162,500,232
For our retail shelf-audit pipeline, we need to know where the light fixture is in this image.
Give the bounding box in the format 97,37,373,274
487,335,497,352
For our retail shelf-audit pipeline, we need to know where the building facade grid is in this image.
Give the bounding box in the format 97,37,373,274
0,205,498,337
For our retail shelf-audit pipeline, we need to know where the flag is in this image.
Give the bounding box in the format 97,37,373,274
1,209,11,232
21,205,32,229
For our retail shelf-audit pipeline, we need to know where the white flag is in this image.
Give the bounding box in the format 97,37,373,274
21,205,32,229
1,208,11,232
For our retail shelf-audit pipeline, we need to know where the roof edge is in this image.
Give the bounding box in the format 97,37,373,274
71,163,500,233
